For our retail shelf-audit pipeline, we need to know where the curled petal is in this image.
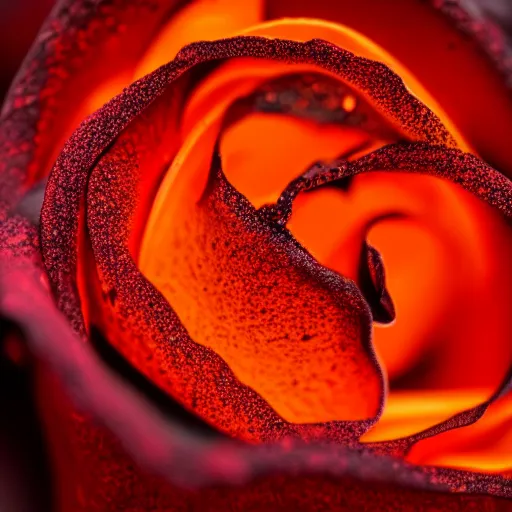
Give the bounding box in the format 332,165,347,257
267,143,512,224
0,0,189,210
0,250,509,508
263,141,512,461
41,35,463,440
86,109,384,436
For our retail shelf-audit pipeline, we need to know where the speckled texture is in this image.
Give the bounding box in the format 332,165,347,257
33,31,512,509
86,132,383,439
40,34,457,346
0,255,509,510
266,142,512,225
0,1,511,510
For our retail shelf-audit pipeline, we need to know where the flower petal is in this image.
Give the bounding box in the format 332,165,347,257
266,0,512,173
87,115,383,435
40,35,461,440
264,141,512,467
0,249,509,508
0,0,186,209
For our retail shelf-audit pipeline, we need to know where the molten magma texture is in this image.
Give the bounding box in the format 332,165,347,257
139,120,382,424
35,17,510,487
141,43,511,447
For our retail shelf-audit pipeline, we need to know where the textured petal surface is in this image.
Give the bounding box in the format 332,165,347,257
261,141,512,465
0,248,509,509
86,113,383,437
1,2,511,510
40,35,460,440
37,27,512,462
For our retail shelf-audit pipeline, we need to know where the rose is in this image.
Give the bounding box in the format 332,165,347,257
1,0,511,510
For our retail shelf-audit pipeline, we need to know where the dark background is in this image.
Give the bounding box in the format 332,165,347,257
0,0,55,103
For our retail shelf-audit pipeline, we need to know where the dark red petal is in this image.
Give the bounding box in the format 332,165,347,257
430,0,512,82
266,143,512,224
0,0,183,209
0,252,509,509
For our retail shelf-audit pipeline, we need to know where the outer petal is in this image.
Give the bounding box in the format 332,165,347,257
0,0,185,209
0,251,509,509
0,3,510,509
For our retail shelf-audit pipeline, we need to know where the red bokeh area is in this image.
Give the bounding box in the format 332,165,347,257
0,1,55,102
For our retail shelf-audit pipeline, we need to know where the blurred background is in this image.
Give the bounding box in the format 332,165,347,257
0,0,55,103
1,0,512,105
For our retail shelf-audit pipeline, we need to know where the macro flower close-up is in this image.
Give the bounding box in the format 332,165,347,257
0,0,511,510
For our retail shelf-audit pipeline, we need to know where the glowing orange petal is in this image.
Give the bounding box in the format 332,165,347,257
135,0,263,79
139,114,383,424
236,18,469,151
362,389,492,442
221,113,368,208
408,391,512,473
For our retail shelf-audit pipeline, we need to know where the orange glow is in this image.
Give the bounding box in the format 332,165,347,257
140,93,383,424
361,389,491,442
342,94,357,113
135,0,264,79
181,59,337,137
407,393,512,473
236,18,469,151
220,123,512,391
220,113,369,208
267,0,512,174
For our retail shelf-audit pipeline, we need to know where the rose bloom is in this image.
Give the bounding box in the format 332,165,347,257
0,0,511,511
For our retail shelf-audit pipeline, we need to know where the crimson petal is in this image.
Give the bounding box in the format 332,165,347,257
40,35,460,441
0,248,509,509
